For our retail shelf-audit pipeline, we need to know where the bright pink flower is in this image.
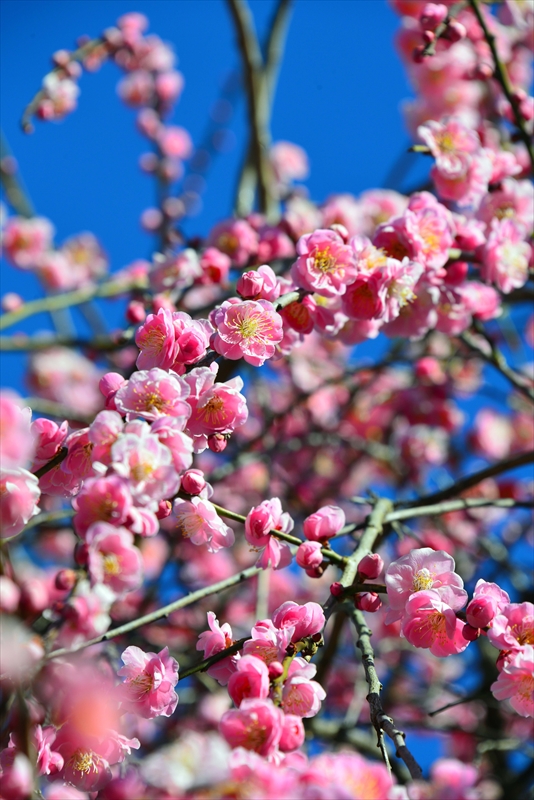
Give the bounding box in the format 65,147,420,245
118,645,179,718
291,229,358,297
491,645,534,717
296,541,323,570
228,655,270,707
282,658,326,718
180,468,208,496
459,281,501,321
88,410,125,465
272,601,325,642
303,505,345,542
157,125,192,159
171,312,213,370
466,580,510,629
480,218,530,294
150,416,194,472
196,611,240,684
85,523,143,595
3,216,54,268
54,582,113,648
135,308,179,370
244,498,293,570
199,247,232,285
35,725,64,777
110,426,181,506
211,299,284,367
243,619,293,665
429,758,480,798
73,475,133,537
63,428,94,481
0,393,35,469
114,368,191,422
0,749,34,800
356,592,383,612
384,547,467,623
185,367,248,449
220,698,284,757
402,590,469,656
418,118,481,177
487,602,534,652
208,218,259,267
477,178,534,236
0,468,40,539
404,193,455,269
31,417,68,466
279,714,305,752
237,265,278,301
173,496,235,552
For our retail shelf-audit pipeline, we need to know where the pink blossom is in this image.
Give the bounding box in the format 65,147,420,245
149,248,202,292
359,553,384,580
418,118,481,177
135,308,179,370
270,141,309,186
282,658,326,718
31,416,68,466
110,426,181,506
237,265,279,301
118,645,179,718
480,218,530,293
197,611,240,684
220,698,284,757
459,281,501,321
402,590,469,656
185,367,248,449
384,547,467,624
279,714,305,752
296,541,323,570
356,592,383,612
487,602,534,652
477,178,534,236
228,654,270,707
404,193,455,270
0,749,34,800
303,505,345,542
28,347,104,416
73,475,133,537
0,468,40,539
54,581,113,648
150,415,194,472
244,498,293,570
117,69,154,106
211,299,284,367
35,725,64,777
88,410,125,465
466,580,510,629
60,233,108,287
1,394,34,474
157,125,192,159
291,228,358,297
170,312,213,370
3,216,54,268
243,618,293,665
114,368,191,422
63,427,94,481
208,218,259,267
85,523,143,595
341,272,388,320
173,496,235,552
272,601,325,642
199,247,232,285
491,644,534,717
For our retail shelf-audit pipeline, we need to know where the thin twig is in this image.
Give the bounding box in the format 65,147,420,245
0,329,134,352
461,328,534,403
178,636,249,681
421,0,467,57
0,130,34,217
33,447,68,479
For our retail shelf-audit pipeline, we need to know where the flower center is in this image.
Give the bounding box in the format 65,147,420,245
177,512,204,538
103,553,121,575
70,749,99,776
131,672,154,694
412,568,434,592
131,461,155,482
199,395,225,423
237,315,260,339
313,247,337,273
143,392,165,412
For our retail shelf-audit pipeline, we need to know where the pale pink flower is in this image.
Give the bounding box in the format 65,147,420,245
0,750,34,800
197,611,240,684
198,246,232,286
150,416,194,472
73,475,133,538
110,426,181,506
404,193,455,269
291,228,358,297
480,218,530,293
272,601,325,642
382,259,424,323
0,468,40,539
459,281,501,321
157,125,192,159
117,69,154,106
491,645,534,717
35,725,64,777
210,299,284,367
477,178,534,236
0,575,20,612
220,698,284,757
0,392,35,469
60,233,108,287
114,368,191,422
3,216,54,268
242,618,293,665
270,141,309,186
418,118,481,178
487,602,534,652
63,428,94,481
28,347,104,416
402,590,469,656
244,498,293,570
85,523,143,595
149,249,202,292
38,74,79,120
118,645,179,718
208,218,259,267
228,655,270,707
281,658,326,718
384,547,467,624
185,368,248,450
429,758,480,799
173,496,235,552
55,581,113,648
303,505,345,542
88,410,124,465
470,408,512,461
466,580,510,629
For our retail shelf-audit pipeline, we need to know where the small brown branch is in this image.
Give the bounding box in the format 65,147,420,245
468,0,534,174
44,564,263,661
351,607,423,780
178,636,249,681
33,447,68,479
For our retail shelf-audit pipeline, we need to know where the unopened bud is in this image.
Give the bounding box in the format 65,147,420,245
355,592,382,612
208,433,228,453
330,581,344,598
126,300,146,325
462,623,481,642
358,553,384,580
296,541,323,570
413,45,428,64
54,569,77,592
466,597,495,629
156,500,172,520
444,19,466,43
181,469,207,495
236,271,264,299
268,661,284,679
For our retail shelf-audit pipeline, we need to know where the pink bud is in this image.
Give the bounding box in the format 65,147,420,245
296,541,323,570
54,568,77,592
279,714,305,752
74,541,89,566
358,553,384,580
303,505,345,542
141,208,163,232
329,223,349,242
1,292,23,312
0,576,21,613
419,3,448,31
208,433,228,453
99,372,126,398
355,592,382,612
156,500,172,519
126,300,146,325
181,469,207,495
466,597,495,629
422,30,435,45
236,270,264,299
462,623,480,642
444,19,466,42
330,581,344,597
268,661,284,680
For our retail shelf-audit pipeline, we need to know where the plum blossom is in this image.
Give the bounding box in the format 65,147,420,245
384,547,467,623
303,505,345,542
2,216,54,268
109,425,181,506
242,618,293,665
487,602,534,652
490,645,534,717
173,496,235,552
402,589,469,656
219,698,284,757
244,498,294,569
0,392,35,469
0,468,40,539
465,579,510,629
118,645,179,718
227,655,270,707
291,228,358,297
418,117,481,177
210,299,284,367
197,611,240,684
208,218,258,267
114,368,191,421
480,218,530,294
184,366,248,451
72,475,133,537
281,658,326,718
272,601,325,642
85,523,143,595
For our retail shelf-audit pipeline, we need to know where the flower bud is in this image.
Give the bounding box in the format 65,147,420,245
462,623,481,642
330,581,344,598
303,505,345,542
466,597,495,629
355,592,382,612
236,270,264,299
330,223,349,242
306,566,325,579
444,19,466,42
358,553,384,580
420,3,448,31
126,300,146,325
0,576,21,613
296,541,323,570
54,568,77,592
268,660,284,680
208,433,228,453
181,469,207,496
156,500,172,520
279,714,305,752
